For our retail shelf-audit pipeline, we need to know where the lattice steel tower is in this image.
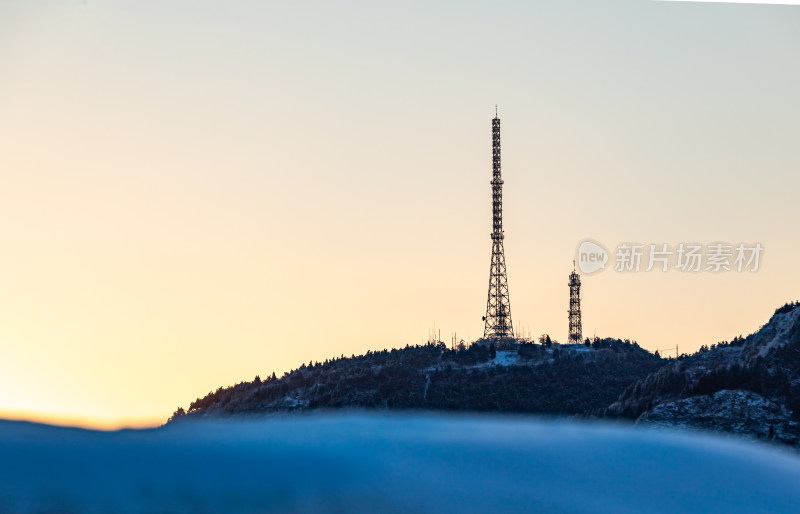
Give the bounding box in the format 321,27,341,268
483,110,513,339
568,261,582,344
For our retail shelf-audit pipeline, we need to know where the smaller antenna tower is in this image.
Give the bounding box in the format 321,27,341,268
568,261,582,344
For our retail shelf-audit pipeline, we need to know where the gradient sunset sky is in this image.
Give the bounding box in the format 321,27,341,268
1,1,799,429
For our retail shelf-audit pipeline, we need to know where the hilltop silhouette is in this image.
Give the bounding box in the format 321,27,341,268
169,337,662,421
170,302,800,447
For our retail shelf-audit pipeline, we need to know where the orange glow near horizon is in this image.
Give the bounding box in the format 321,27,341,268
0,408,164,431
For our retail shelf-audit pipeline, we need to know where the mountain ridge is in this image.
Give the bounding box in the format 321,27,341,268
605,301,800,445
170,301,800,447
169,338,662,422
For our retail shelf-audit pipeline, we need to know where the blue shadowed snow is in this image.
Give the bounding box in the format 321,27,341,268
1,413,799,513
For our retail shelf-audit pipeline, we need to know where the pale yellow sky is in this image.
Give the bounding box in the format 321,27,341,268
1,1,799,429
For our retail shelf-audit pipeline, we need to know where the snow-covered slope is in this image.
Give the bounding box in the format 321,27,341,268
1,414,799,513
607,302,800,444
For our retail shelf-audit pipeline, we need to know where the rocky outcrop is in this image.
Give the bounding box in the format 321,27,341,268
607,301,800,446
637,389,800,445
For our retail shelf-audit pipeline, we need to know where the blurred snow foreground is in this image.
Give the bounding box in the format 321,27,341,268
1,414,800,513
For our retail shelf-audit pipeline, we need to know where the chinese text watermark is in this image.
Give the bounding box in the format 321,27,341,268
576,241,763,275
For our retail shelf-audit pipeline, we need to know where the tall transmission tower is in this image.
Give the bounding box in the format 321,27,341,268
483,110,513,339
568,261,582,344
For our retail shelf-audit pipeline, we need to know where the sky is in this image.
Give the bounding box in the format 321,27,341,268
1,0,799,429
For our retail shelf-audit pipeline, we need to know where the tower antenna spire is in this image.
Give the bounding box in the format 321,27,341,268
483,111,513,340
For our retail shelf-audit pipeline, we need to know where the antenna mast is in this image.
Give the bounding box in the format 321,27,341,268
568,261,582,344
483,109,513,339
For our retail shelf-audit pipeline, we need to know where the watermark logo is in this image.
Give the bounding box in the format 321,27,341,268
575,240,763,275
576,240,609,274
